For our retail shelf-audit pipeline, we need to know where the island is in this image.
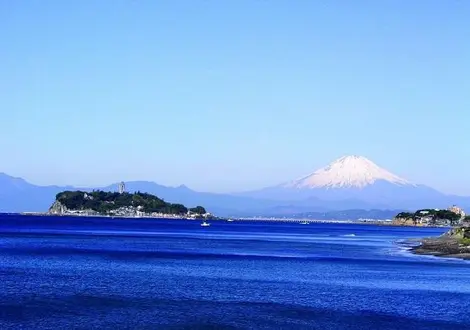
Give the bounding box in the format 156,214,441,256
393,206,465,227
48,190,211,219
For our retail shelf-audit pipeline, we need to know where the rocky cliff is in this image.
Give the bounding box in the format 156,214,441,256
48,200,68,215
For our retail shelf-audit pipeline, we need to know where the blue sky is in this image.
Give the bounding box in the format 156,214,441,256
1,1,469,194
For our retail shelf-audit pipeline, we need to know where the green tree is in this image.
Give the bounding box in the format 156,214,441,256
395,212,414,219
55,190,200,216
189,206,207,215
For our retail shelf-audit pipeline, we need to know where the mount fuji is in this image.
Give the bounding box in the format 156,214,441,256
1,155,469,216
283,155,412,189
240,155,465,210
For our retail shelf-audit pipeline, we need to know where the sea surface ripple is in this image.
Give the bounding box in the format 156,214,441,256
0,215,469,329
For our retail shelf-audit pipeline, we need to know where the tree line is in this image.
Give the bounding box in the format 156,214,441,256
395,209,462,225
56,190,207,215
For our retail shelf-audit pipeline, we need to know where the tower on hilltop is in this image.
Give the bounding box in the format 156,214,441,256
118,181,125,194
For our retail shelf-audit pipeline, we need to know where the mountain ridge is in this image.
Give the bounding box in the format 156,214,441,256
0,174,311,216
1,155,469,216
281,155,414,189
238,155,470,211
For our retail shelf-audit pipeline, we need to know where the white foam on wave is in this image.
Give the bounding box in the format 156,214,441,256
383,240,470,264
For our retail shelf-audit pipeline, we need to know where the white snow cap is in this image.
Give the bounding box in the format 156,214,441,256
283,155,414,189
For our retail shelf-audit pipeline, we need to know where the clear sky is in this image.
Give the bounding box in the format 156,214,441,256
1,1,469,194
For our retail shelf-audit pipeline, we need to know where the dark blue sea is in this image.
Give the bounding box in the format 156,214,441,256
1,215,469,329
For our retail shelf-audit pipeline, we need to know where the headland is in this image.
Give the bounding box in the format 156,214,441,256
411,226,470,260
393,207,466,227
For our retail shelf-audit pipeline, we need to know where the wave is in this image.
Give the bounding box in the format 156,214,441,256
0,229,362,243
3,245,464,268
382,240,470,264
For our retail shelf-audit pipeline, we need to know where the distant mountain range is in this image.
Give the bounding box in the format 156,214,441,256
238,155,470,211
0,173,280,216
1,155,469,217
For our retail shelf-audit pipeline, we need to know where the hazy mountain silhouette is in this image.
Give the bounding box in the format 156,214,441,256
1,161,469,216
239,155,469,211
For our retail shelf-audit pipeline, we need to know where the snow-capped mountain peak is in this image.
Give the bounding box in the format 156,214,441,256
282,155,414,189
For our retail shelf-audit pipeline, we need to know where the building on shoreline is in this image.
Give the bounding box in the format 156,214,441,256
393,206,466,227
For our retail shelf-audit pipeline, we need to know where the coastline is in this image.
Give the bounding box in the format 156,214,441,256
10,212,470,259
411,235,470,260
19,212,210,221
16,212,453,226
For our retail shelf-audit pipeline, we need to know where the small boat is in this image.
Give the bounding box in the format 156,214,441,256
201,221,211,227
227,219,234,222
299,221,310,225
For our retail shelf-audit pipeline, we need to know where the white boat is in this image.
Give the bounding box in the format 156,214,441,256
299,221,310,225
227,219,234,222
201,221,211,227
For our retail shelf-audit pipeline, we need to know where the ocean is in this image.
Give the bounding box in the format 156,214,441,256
0,215,469,329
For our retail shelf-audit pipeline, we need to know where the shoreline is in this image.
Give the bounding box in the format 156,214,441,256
8,212,470,259
411,235,470,260
10,213,454,227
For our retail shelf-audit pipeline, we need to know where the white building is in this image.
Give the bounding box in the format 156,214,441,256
448,205,465,219
118,182,126,194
